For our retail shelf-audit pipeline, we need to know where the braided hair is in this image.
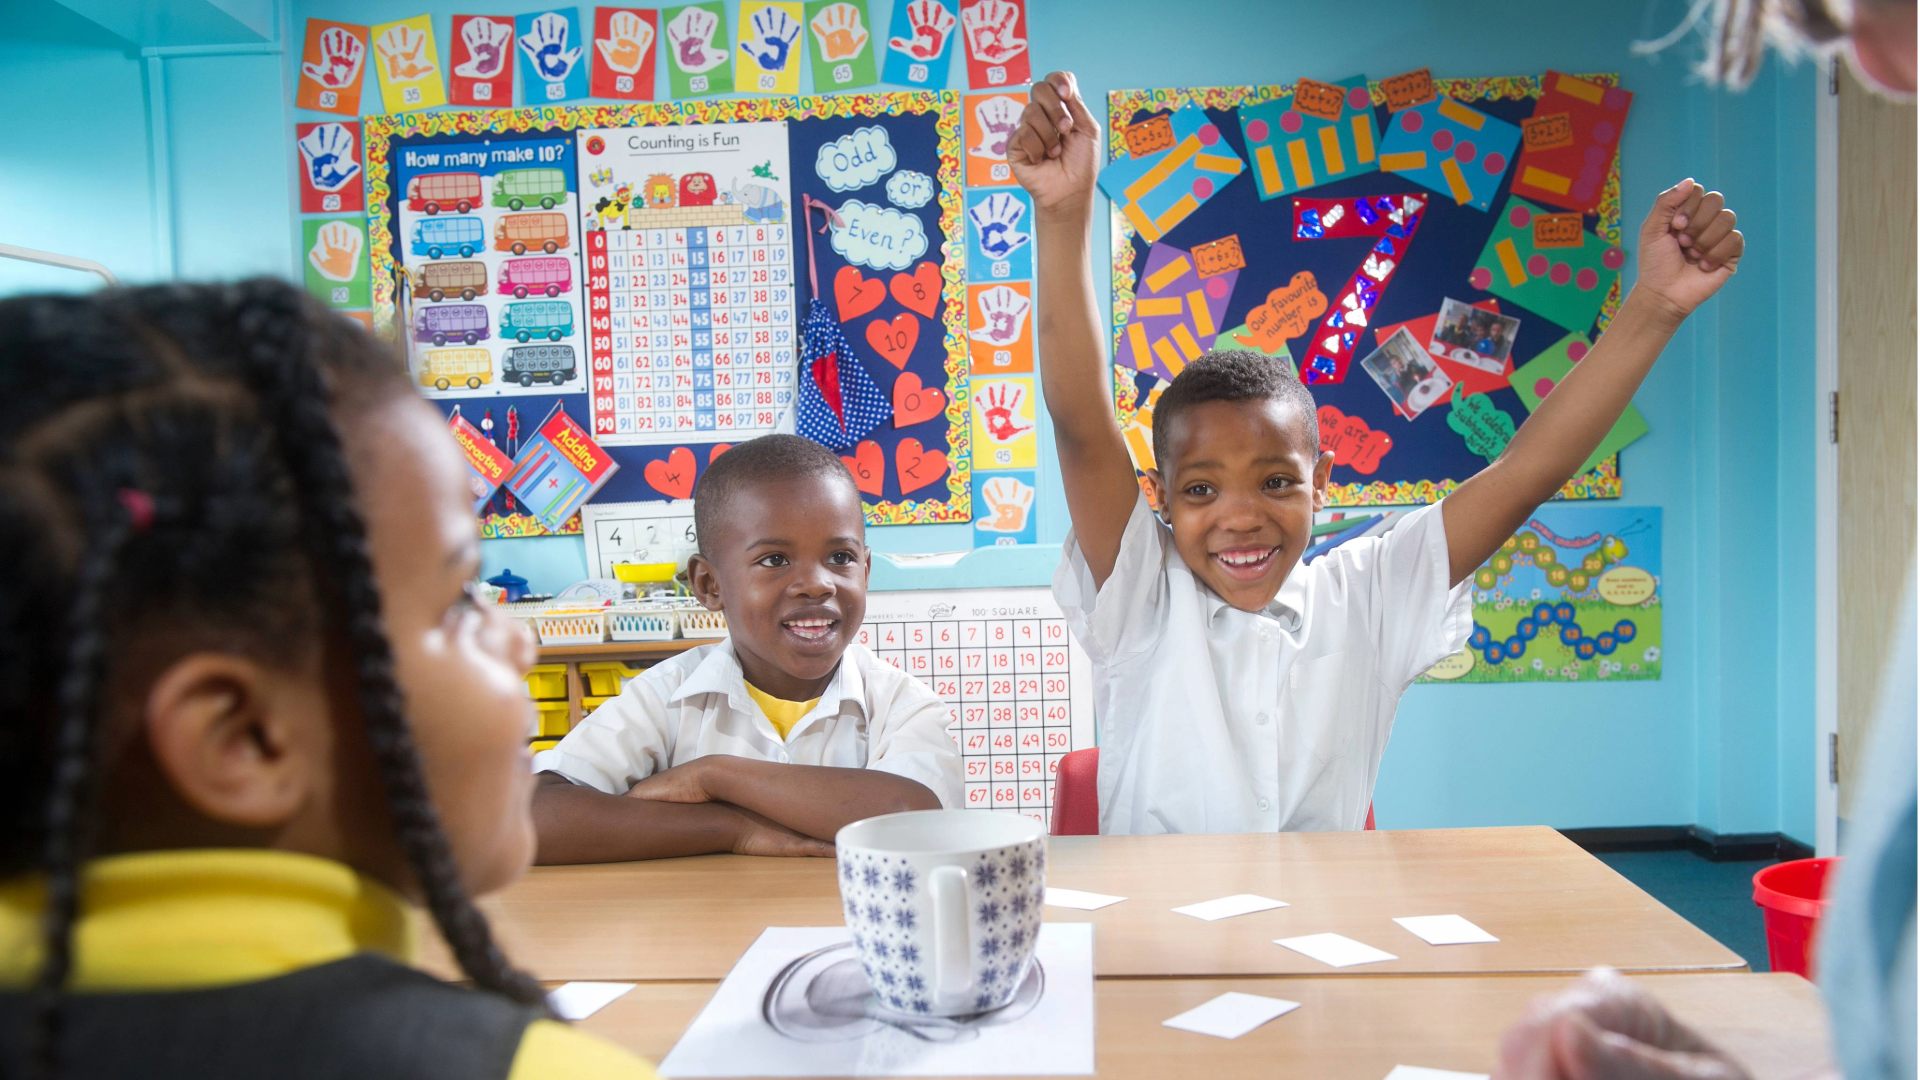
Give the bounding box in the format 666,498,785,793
0,279,546,1078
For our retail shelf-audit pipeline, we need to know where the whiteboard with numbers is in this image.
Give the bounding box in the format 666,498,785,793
856,587,1095,827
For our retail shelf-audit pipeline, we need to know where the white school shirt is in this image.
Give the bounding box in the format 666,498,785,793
1054,493,1472,835
532,640,965,808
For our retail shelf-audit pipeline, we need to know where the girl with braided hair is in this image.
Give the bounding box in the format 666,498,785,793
0,279,657,1079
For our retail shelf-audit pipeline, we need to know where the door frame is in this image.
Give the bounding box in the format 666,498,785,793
1813,60,1840,857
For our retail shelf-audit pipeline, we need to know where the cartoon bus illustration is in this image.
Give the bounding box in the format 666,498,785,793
493,168,569,210
678,172,718,207
413,303,489,346
418,347,493,391
495,213,569,255
411,217,485,259
500,300,574,342
411,260,487,302
498,257,572,298
407,172,483,214
503,343,577,386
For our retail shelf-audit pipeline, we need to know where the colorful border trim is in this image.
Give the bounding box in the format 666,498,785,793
363,92,971,526
1104,76,1626,504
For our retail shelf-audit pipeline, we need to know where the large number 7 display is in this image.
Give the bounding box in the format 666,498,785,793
1290,192,1426,385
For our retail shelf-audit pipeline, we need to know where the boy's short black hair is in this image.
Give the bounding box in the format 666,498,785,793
1149,349,1320,470
692,433,861,555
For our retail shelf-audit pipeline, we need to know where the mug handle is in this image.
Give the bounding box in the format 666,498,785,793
928,864,971,999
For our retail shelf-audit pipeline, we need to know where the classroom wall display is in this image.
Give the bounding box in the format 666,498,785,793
963,90,1023,186
517,9,591,104
369,15,447,113
664,2,734,96
589,7,659,100
296,19,370,115
449,15,515,106
1420,504,1662,684
303,216,371,309
581,498,698,576
881,0,958,89
735,0,805,94
858,587,1095,824
297,121,365,214
363,92,971,535
958,0,1029,90
1106,74,1633,507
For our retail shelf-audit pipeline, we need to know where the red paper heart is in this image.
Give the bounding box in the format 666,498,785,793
889,262,941,318
840,440,884,496
866,313,920,369
708,444,732,463
894,437,949,494
834,266,885,321
892,371,947,427
643,446,698,499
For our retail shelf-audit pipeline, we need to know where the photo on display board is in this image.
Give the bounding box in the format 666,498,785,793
1358,326,1452,420
1429,296,1521,374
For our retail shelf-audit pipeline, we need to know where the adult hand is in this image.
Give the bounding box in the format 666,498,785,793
1495,968,1756,1080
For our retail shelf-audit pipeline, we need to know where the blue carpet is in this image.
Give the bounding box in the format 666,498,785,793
1597,850,1776,971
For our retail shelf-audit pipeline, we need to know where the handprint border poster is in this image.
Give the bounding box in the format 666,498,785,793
361,90,971,527
803,0,878,92
449,15,515,107
590,6,659,100
1105,75,1631,509
517,8,591,104
735,0,805,95
971,468,1038,546
963,91,1024,187
369,15,447,113
296,121,364,214
663,2,735,97
302,216,370,310
881,0,958,89
295,19,369,115
959,0,1029,90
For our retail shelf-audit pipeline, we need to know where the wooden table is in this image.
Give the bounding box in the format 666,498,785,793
574,973,1830,1080
430,828,1746,981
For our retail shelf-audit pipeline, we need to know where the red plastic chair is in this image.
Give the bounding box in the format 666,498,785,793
1048,748,1375,834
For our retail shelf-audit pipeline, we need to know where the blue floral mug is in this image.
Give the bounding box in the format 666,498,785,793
834,810,1047,1017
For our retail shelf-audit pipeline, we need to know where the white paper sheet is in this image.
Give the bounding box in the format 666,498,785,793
1045,887,1127,910
547,981,635,1020
1273,932,1399,968
1161,992,1301,1039
659,925,1095,1077
1393,915,1500,945
1171,894,1289,921
1384,1066,1490,1080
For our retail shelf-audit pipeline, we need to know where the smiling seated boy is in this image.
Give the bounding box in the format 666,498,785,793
1010,72,1746,835
531,435,961,862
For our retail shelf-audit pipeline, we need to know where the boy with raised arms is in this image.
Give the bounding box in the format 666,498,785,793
1010,71,1745,834
531,434,962,862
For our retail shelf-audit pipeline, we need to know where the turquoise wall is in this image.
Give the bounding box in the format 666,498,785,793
0,0,1820,842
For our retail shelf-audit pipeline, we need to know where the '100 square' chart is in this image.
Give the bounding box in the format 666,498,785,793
857,588,1096,825
577,122,798,444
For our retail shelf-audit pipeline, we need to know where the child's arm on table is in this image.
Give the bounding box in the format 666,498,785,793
531,772,837,863
1441,180,1744,584
627,756,941,842
1010,71,1142,589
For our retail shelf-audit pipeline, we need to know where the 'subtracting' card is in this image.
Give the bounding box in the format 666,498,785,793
1162,992,1301,1040
1273,932,1398,968
1172,894,1289,921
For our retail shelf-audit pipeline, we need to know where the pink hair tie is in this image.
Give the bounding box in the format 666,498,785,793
116,488,155,532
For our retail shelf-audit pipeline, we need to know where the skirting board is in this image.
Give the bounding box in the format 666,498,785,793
1560,826,1816,863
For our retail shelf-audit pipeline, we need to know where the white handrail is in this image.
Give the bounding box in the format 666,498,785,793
0,243,118,286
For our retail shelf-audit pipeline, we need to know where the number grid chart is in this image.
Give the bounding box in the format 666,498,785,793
586,221,797,441
857,588,1094,825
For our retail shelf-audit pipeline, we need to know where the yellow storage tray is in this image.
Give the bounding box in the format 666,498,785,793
534,701,571,738
525,663,568,701
529,738,561,753
577,660,644,697
582,695,610,714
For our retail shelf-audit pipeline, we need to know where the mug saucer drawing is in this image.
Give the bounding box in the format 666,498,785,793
762,940,1045,1043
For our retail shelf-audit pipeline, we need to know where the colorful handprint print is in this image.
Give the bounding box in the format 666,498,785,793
805,0,876,88
375,22,437,81
591,7,657,98
519,12,583,80
369,17,445,110
596,9,654,73
301,217,369,310
296,20,367,113
740,3,801,70
668,5,731,73
966,190,1033,280
960,0,1028,87
515,9,587,100
976,378,1033,443
968,284,1032,347
455,16,512,78
881,0,956,86
973,472,1036,539
297,122,361,193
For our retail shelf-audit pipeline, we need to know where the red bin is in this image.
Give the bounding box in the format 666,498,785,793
1752,857,1840,977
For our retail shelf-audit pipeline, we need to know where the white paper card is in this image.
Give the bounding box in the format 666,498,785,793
547,981,635,1020
1384,1067,1490,1080
659,925,1095,1077
1161,992,1301,1039
1045,887,1127,910
1393,915,1499,945
1273,932,1399,968
1171,894,1289,921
